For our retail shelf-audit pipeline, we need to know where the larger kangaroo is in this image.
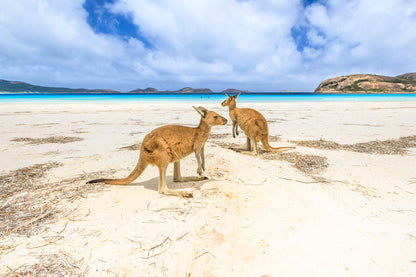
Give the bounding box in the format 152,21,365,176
222,93,294,155
87,106,227,198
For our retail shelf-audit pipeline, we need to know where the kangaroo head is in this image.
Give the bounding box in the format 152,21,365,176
221,92,241,107
193,106,227,126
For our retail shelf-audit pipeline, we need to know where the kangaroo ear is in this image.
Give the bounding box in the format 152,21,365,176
198,106,208,117
193,106,207,117
225,93,231,98
234,92,241,98
198,106,208,112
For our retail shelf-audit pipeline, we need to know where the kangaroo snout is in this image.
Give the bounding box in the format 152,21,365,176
215,115,227,126
216,113,227,125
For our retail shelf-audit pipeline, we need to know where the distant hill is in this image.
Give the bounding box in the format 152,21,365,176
176,87,213,93
396,73,416,81
0,79,121,93
0,79,227,94
314,73,416,93
127,87,213,93
222,88,249,94
128,87,159,93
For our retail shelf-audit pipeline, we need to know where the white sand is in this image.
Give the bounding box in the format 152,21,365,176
1,100,416,276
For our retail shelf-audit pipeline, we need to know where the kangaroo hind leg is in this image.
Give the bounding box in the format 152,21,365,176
246,137,252,151
253,138,259,155
173,160,207,183
159,163,192,198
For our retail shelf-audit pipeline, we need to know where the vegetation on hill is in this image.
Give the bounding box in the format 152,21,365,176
314,73,416,93
0,79,120,93
128,87,158,93
0,80,220,94
396,73,416,81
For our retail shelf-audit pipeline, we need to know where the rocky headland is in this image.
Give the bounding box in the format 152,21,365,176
314,73,416,93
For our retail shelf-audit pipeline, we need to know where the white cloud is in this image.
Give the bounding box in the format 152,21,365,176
303,0,416,77
109,0,303,89
0,0,415,91
0,0,139,88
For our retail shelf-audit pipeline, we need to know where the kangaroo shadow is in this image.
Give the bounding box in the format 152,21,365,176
127,175,211,192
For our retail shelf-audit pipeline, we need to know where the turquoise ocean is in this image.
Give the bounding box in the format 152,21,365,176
1,93,416,104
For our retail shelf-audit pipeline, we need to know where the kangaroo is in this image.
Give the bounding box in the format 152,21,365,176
87,106,227,198
221,93,294,155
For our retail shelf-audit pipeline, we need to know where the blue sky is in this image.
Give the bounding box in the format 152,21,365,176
1,0,415,92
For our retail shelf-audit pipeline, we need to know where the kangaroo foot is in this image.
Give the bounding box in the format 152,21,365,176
174,176,208,182
197,167,203,176
181,191,193,198
160,188,193,198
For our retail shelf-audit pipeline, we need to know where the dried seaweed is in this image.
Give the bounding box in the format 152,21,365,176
209,133,231,139
193,250,216,261
32,123,59,127
2,251,86,277
0,162,60,197
142,236,171,259
0,163,112,237
264,151,329,174
210,141,243,152
211,140,328,174
11,136,83,145
291,135,416,155
72,129,88,134
119,143,141,151
129,131,143,136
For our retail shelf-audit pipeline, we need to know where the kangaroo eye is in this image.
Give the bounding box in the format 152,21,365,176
214,116,218,119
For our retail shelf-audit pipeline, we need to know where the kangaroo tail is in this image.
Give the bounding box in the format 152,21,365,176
87,156,148,185
262,137,295,152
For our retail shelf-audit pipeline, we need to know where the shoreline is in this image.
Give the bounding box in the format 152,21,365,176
1,93,416,105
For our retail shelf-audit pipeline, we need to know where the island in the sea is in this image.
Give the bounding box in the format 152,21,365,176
0,79,246,94
129,87,215,93
314,73,416,93
3,73,416,94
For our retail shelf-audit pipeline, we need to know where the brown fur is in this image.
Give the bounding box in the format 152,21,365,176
87,106,227,198
221,93,294,155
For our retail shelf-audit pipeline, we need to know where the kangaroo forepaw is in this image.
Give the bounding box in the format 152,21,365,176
197,168,203,176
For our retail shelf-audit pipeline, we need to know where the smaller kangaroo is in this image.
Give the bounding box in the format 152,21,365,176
221,93,294,155
87,106,227,198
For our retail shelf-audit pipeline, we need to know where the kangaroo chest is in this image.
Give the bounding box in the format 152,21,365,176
229,109,238,122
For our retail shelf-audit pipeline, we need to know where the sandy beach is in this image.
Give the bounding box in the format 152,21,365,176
1,99,416,276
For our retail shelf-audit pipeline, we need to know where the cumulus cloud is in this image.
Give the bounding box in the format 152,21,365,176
0,0,415,91
110,0,303,88
302,0,416,76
